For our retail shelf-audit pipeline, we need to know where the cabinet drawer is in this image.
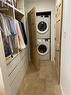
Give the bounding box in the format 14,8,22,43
7,49,27,76
9,58,26,85
10,61,27,95
7,54,21,75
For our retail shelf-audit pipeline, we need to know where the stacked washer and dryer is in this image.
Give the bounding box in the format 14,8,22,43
36,12,51,62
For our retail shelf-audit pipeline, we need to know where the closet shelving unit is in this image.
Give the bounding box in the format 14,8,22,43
0,0,28,95
0,0,24,20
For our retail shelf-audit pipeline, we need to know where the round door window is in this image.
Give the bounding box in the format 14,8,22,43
38,44,47,54
38,21,47,32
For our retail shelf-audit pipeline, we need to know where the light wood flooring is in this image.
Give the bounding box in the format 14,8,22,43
17,61,62,95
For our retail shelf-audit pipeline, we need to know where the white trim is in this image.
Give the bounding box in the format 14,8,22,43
60,84,65,95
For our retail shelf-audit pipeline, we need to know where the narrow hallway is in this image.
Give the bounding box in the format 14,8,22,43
17,62,62,95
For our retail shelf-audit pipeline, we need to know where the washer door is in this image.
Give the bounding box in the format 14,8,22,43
38,44,48,55
37,20,49,34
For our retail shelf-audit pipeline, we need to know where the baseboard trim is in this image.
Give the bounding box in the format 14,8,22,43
60,84,64,95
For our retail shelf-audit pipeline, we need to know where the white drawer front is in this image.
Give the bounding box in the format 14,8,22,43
7,50,26,76
7,54,21,76
10,61,27,95
9,56,26,85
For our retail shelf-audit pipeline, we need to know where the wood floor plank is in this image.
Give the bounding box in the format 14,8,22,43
16,62,62,95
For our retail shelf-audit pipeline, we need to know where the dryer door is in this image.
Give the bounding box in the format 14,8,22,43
37,20,49,34
38,44,48,55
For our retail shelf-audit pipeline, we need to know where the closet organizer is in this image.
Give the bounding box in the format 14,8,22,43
0,1,28,95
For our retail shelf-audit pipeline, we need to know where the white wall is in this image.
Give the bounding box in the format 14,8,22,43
24,0,56,61
0,68,6,95
60,0,71,95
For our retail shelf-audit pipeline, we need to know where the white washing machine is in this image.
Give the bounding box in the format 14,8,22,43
37,38,51,61
36,15,51,39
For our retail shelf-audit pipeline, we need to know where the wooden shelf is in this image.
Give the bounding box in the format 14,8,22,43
4,1,14,9
14,7,24,20
0,1,24,20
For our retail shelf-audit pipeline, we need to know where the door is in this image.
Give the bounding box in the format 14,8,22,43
28,8,40,70
55,0,63,83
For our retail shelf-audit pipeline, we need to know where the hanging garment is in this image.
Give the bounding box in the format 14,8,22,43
4,36,13,57
19,21,27,45
0,13,11,36
15,20,26,50
0,14,13,57
6,17,16,36
0,27,13,57
10,35,19,53
4,15,13,54
6,17,19,53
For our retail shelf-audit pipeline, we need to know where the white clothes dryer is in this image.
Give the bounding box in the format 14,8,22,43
36,15,51,39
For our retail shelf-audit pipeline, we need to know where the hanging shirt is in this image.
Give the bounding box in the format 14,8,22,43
6,17,16,36
15,20,26,50
6,16,19,53
19,21,27,45
0,26,13,57
0,13,14,57
0,13,11,36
